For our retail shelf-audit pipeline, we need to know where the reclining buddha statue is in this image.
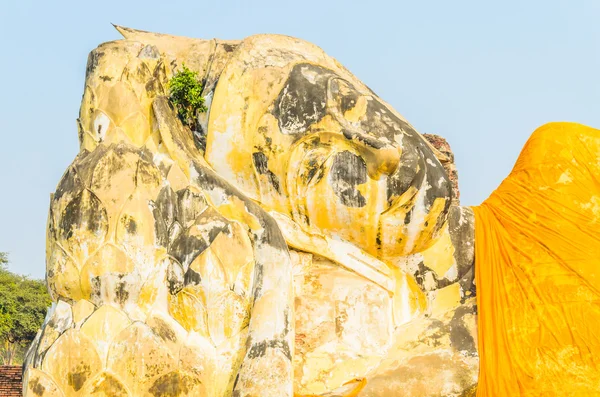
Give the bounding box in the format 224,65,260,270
23,26,600,397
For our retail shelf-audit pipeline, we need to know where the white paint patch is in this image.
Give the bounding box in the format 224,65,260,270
398,275,412,325
580,196,600,222
206,186,230,207
394,253,424,274
94,112,111,141
152,148,172,168
200,219,229,235
189,164,201,182
300,66,319,84
198,91,213,133
52,300,73,333
42,302,57,326
557,169,573,184
147,258,170,315
444,264,458,282
379,136,392,144
206,114,243,188
251,242,292,341
394,133,404,149
458,208,467,226
426,158,438,167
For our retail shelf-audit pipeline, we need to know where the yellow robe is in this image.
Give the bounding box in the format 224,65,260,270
474,122,600,396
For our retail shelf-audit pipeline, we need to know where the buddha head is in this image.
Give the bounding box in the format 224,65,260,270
205,35,452,261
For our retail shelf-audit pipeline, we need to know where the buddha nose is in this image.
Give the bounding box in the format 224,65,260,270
342,128,401,180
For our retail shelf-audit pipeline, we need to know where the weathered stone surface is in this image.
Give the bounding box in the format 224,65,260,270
25,26,477,396
423,133,460,205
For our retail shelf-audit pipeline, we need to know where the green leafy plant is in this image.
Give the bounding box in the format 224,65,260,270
0,253,51,365
168,64,207,131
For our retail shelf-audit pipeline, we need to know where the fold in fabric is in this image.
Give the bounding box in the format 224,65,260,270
473,122,600,396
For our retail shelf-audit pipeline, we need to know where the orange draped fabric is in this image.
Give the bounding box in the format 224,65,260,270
473,122,600,396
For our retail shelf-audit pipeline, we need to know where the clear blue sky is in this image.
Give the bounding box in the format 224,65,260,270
1,0,599,278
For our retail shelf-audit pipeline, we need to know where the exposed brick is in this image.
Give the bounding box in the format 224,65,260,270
0,366,22,397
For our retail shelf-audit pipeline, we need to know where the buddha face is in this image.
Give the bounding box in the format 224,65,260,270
280,64,452,259
206,43,452,260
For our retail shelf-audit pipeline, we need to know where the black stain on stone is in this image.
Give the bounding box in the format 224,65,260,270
193,129,207,152
90,373,128,396
449,305,477,354
251,262,264,302
148,372,197,397
232,373,240,395
170,232,210,268
448,206,476,302
305,158,320,183
252,152,281,193
58,189,108,241
252,151,269,175
421,150,451,215
220,43,237,53
424,319,447,347
272,63,330,135
175,188,208,228
54,166,83,202
412,261,429,290
412,260,453,291
145,78,161,96
135,157,162,187
152,209,169,249
166,259,184,294
157,186,178,225
283,307,290,335
152,317,177,343
124,216,137,234
86,50,104,76
329,151,367,207
458,267,477,304
342,128,388,150
29,376,45,396
153,186,179,248
184,267,202,286
67,363,91,392
89,276,102,304
139,45,161,60
387,149,420,204
114,279,130,305
404,208,413,225
246,338,292,361
338,87,359,114
335,88,452,223
186,161,292,314
353,93,419,144
208,226,223,243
